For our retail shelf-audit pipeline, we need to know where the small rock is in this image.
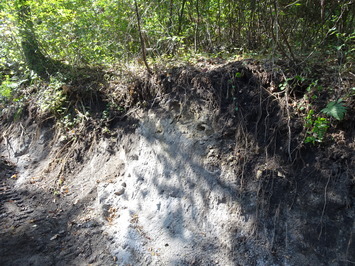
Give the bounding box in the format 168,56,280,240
130,155,139,160
121,182,127,187
277,171,286,178
50,234,59,241
256,170,263,179
115,188,125,196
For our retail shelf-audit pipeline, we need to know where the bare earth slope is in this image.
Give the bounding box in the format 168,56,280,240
1,60,354,265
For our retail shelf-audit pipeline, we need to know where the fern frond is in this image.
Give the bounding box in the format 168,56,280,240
321,99,347,120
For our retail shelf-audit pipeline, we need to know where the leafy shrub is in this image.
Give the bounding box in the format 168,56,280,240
0,75,17,100
38,77,67,117
304,110,330,144
321,99,347,120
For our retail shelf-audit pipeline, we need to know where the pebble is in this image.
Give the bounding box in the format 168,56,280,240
115,188,125,196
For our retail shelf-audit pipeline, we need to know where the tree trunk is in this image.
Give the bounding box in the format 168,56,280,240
177,0,187,35
134,0,152,75
16,0,58,79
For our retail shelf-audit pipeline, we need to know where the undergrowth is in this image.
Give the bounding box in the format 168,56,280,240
1,57,353,151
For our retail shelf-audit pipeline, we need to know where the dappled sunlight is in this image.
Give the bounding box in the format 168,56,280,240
1,59,353,265
91,109,264,264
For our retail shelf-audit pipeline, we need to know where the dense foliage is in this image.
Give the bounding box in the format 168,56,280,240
1,0,354,69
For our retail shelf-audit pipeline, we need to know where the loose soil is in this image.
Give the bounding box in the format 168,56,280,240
0,60,354,265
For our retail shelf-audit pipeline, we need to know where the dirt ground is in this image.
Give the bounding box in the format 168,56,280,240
0,60,354,265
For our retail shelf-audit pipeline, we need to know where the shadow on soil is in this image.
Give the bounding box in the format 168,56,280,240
0,61,354,265
125,61,354,264
0,164,113,265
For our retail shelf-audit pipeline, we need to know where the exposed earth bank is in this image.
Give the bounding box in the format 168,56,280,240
1,60,354,265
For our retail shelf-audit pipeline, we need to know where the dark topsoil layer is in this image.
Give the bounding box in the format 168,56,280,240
0,59,354,265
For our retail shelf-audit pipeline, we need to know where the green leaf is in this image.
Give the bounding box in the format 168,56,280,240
294,75,305,82
321,99,347,120
235,72,243,78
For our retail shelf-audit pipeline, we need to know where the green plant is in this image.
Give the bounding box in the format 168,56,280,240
279,77,292,91
0,75,17,100
235,72,243,78
279,75,307,91
303,98,347,144
38,77,67,117
59,114,76,129
304,110,330,144
306,79,322,92
321,99,347,120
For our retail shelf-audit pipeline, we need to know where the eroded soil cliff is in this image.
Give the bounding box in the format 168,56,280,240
1,60,354,265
